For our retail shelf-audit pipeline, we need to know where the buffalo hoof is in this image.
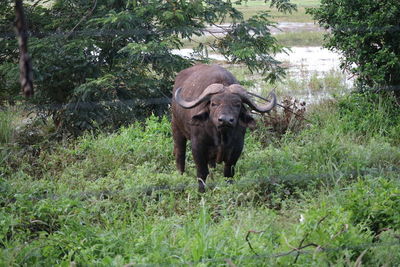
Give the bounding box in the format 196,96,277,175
198,178,206,193
226,179,234,185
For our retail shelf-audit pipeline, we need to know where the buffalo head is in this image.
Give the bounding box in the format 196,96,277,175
174,83,277,130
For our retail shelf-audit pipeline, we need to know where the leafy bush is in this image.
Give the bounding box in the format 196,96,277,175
368,229,400,266
343,177,400,233
308,0,400,91
275,177,400,266
337,92,400,141
0,63,20,105
255,96,307,143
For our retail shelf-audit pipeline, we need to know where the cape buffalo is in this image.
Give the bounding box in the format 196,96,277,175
172,64,276,192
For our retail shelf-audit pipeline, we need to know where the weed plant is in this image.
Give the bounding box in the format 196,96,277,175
1,92,400,266
0,108,14,145
1,107,18,174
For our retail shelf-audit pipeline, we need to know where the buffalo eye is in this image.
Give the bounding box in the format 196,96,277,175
211,101,218,107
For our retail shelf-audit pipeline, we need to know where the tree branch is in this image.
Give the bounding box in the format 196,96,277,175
246,230,265,256
66,0,97,38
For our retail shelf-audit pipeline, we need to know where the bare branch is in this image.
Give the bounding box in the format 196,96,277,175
245,230,265,256
293,214,329,263
247,91,314,124
354,249,369,267
66,0,97,38
331,224,349,240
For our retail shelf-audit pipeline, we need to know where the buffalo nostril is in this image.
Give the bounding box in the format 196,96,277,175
218,115,235,126
218,115,228,122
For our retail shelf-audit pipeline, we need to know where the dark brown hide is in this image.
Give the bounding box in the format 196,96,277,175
172,64,275,192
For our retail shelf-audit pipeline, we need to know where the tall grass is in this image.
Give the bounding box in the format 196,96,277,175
0,108,14,145
0,108,16,170
1,92,400,266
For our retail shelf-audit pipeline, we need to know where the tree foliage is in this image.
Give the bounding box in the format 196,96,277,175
0,0,295,134
308,0,400,92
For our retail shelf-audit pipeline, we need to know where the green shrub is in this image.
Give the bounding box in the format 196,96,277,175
368,230,400,266
338,92,400,141
343,177,400,233
308,0,400,89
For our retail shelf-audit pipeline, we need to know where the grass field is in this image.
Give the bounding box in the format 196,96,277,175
182,30,325,49
182,0,324,49
1,90,400,266
275,31,324,47
233,0,320,23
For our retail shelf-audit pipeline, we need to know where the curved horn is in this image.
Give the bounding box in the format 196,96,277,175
228,84,277,113
174,84,225,109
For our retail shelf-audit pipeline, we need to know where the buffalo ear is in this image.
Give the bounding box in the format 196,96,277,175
239,111,256,130
190,110,209,126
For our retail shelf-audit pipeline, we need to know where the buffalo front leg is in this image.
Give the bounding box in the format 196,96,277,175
224,165,235,179
172,125,187,174
192,143,209,193
224,165,236,184
224,144,243,184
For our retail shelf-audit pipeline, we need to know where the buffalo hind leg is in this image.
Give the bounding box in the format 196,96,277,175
172,125,187,174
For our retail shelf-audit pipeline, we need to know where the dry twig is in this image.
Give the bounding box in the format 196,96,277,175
246,230,265,256
331,224,349,240
66,0,97,38
293,214,329,263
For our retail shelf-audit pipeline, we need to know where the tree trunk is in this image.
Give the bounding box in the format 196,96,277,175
14,0,34,97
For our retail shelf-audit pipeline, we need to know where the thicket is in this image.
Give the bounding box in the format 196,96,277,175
308,0,400,92
0,0,295,134
1,92,400,266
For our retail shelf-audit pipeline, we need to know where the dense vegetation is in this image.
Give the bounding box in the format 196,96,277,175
1,92,400,266
0,0,296,134
308,0,400,91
